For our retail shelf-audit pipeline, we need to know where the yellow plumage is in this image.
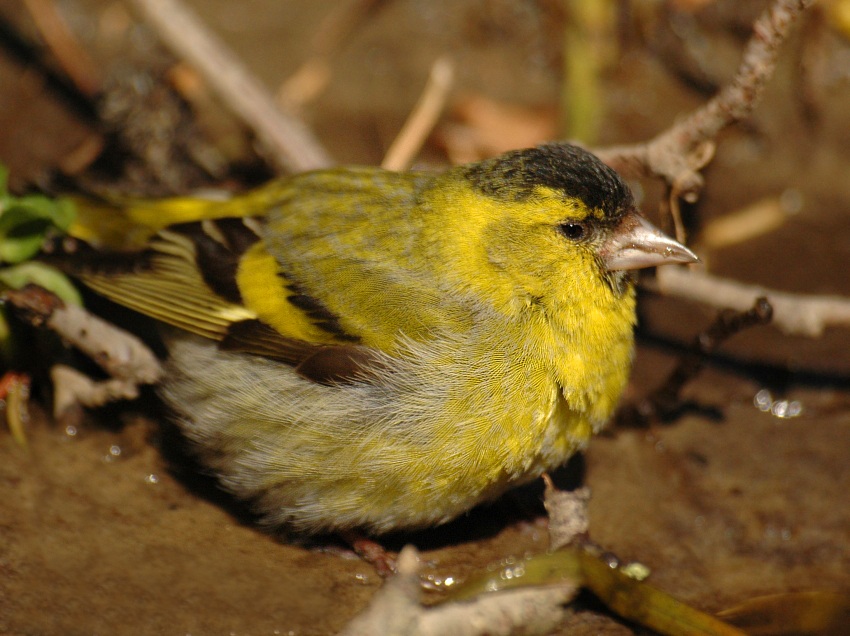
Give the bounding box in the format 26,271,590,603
63,143,696,533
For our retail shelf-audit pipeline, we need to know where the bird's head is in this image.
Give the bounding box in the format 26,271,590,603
428,143,697,315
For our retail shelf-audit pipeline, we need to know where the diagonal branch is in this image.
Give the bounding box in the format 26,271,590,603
127,0,334,173
592,0,844,340
595,0,814,205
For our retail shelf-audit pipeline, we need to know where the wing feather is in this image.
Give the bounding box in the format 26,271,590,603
69,215,382,384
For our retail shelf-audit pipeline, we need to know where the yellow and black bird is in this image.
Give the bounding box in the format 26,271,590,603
61,143,697,534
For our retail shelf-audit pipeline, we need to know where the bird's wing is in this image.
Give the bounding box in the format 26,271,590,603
57,168,474,383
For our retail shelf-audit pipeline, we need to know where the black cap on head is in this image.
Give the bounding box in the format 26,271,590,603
463,143,633,221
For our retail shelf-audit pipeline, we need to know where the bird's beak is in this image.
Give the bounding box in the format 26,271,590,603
600,210,699,272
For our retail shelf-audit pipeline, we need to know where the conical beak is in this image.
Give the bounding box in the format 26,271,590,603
600,210,699,272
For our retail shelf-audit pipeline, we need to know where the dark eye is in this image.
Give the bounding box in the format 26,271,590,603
559,222,586,241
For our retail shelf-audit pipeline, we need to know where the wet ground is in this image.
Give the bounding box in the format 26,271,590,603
1,1,849,634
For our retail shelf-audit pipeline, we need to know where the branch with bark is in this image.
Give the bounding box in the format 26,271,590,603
591,0,845,343
4,285,162,418
127,0,333,173
595,0,815,237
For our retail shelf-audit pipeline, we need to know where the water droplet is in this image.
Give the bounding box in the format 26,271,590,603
145,474,159,484
773,400,802,418
754,389,773,411
354,572,370,585
500,563,526,581
103,444,123,463
602,552,620,569
65,425,78,437
754,389,803,419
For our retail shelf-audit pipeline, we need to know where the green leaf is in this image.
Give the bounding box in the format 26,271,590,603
0,167,76,264
0,262,82,305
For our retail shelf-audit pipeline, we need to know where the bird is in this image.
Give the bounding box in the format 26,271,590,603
58,142,697,535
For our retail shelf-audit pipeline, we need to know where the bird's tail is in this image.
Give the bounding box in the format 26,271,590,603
65,190,240,251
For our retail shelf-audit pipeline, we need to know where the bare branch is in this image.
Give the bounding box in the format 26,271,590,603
648,267,850,338
51,365,147,416
278,0,388,108
542,475,590,551
127,0,333,173
339,546,575,636
382,57,454,172
592,0,844,340
22,0,102,96
5,286,163,417
621,297,774,426
595,0,815,202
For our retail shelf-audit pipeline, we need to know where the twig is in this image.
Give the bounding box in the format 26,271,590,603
624,297,774,425
339,546,575,636
22,0,102,97
278,0,388,108
698,196,789,250
50,364,148,416
648,267,850,338
127,0,333,173
447,531,748,635
5,285,163,417
542,474,590,551
592,0,843,338
595,0,814,238
382,57,454,172
277,58,333,113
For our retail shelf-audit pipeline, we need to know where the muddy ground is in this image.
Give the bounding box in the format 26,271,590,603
0,1,849,634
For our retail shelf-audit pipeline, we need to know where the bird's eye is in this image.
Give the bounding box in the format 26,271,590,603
559,222,586,241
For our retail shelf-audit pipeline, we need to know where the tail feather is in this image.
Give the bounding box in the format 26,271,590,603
67,194,229,250
65,182,280,251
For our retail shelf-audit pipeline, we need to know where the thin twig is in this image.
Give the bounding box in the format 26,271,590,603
623,297,774,426
698,196,789,250
22,0,102,97
595,0,814,203
542,474,590,551
382,57,454,172
593,0,837,331
5,285,161,382
278,0,388,108
648,267,850,338
127,0,333,173
5,285,163,417
339,546,575,636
